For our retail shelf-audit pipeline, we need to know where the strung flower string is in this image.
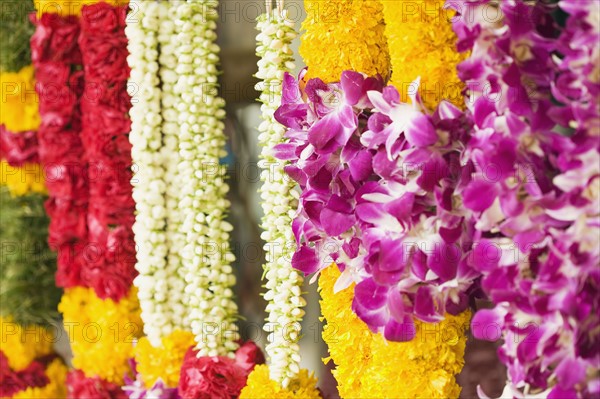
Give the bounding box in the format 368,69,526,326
174,0,239,357
254,0,307,388
450,0,599,396
126,0,171,346
157,0,188,333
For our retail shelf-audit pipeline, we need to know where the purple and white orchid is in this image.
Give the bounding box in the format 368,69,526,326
451,0,599,397
275,69,481,341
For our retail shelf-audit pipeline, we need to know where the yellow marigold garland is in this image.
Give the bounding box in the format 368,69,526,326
319,266,471,398
11,358,68,399
133,330,195,388
0,316,53,371
300,0,390,82
0,160,46,197
34,0,129,18
239,364,322,399
0,66,40,132
381,0,467,110
58,287,143,385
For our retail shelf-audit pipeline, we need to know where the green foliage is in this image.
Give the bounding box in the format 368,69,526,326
0,186,61,325
0,0,36,72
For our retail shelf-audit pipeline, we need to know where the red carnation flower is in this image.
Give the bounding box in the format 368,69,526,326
67,370,128,399
178,342,265,399
16,361,50,390
0,351,25,397
179,350,247,399
234,340,265,373
30,13,81,64
80,3,126,35
0,126,39,166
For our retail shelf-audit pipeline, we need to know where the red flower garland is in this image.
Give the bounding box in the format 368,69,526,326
31,12,89,289
78,2,135,301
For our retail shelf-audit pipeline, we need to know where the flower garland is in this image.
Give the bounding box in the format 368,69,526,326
249,2,312,390
450,0,600,397
157,0,188,334
31,10,89,290
126,0,172,346
79,1,136,301
0,317,53,371
0,317,68,399
274,69,476,396
174,0,239,357
299,0,390,82
32,2,144,397
275,69,478,338
319,266,470,398
0,6,66,398
58,287,142,386
380,0,466,110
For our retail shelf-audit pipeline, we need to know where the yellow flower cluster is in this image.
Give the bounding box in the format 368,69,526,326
12,359,68,399
34,0,129,18
319,266,471,398
240,364,322,399
0,66,40,133
300,0,390,83
58,287,143,385
381,0,467,110
0,316,53,371
1,160,46,196
134,330,195,388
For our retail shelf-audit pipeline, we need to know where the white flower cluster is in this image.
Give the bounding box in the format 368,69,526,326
255,8,305,387
174,0,239,357
126,0,172,347
157,0,188,332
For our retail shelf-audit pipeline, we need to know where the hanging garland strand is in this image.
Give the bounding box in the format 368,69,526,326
255,0,306,388
157,0,188,333
175,0,239,357
126,0,171,347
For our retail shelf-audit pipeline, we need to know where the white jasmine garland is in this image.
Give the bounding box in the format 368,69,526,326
174,0,239,357
156,0,188,332
255,5,305,387
126,0,172,347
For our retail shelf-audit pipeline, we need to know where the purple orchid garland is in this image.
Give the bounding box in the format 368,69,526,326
274,0,598,396
451,0,599,397
274,69,481,341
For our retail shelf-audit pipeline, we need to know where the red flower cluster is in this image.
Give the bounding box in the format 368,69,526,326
178,341,265,399
78,2,136,301
67,370,127,399
31,12,89,289
31,4,136,301
0,126,39,166
0,352,50,398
